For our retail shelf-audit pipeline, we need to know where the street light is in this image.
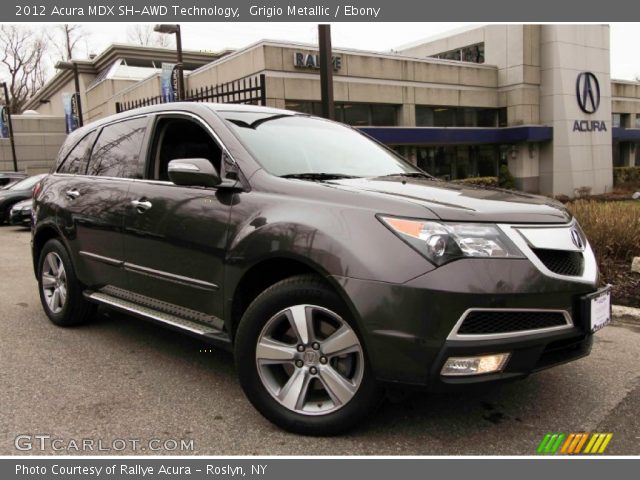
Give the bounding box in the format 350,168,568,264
154,24,185,101
55,60,83,127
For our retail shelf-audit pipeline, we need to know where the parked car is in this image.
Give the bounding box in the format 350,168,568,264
32,103,609,435
0,171,27,189
1,174,46,224
9,198,33,227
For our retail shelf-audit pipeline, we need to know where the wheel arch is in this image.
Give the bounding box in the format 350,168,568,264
32,224,71,278
226,254,360,343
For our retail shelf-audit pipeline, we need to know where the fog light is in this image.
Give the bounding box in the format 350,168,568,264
441,353,510,376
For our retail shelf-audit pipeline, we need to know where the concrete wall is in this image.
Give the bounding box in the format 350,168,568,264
85,78,138,122
398,25,541,126
612,80,640,116
0,115,67,174
30,73,95,119
538,25,613,196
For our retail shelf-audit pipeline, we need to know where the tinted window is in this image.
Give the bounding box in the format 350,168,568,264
151,118,222,181
87,117,147,178
58,133,95,174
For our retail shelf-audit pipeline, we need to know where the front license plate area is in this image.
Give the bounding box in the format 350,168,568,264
582,286,612,333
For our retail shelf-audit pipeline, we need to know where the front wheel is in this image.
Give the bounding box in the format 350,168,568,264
235,275,382,435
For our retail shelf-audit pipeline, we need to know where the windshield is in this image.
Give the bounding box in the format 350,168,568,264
9,174,44,191
220,112,420,178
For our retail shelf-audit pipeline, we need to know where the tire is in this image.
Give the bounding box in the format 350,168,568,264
235,274,382,435
37,238,95,326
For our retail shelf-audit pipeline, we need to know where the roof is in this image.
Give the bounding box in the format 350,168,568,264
66,101,297,136
24,44,233,111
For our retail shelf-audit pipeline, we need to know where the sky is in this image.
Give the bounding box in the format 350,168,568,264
51,23,640,80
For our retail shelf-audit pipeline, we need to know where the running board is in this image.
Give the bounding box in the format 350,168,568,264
85,291,232,350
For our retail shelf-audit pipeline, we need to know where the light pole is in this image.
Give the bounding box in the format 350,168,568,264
154,24,185,101
318,24,335,120
1,82,18,172
55,61,84,127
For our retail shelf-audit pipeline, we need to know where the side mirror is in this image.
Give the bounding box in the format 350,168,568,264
167,158,221,187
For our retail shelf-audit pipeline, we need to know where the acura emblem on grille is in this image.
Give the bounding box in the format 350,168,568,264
570,229,583,249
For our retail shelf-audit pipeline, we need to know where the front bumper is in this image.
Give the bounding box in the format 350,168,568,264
333,257,598,391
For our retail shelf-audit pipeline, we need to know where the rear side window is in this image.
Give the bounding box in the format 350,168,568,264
87,117,148,178
57,132,95,174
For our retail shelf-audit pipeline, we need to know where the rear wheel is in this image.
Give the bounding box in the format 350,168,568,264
37,239,95,326
235,275,382,435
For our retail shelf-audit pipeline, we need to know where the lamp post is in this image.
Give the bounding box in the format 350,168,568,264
154,24,185,101
55,61,83,127
318,24,335,120
1,82,18,172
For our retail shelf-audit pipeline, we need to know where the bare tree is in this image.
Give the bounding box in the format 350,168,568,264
48,24,88,61
127,25,174,48
0,25,47,113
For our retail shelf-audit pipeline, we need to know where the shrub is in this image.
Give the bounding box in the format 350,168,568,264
567,200,640,262
498,165,515,189
455,176,498,187
613,166,640,190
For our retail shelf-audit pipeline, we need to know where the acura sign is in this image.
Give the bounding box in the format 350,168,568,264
576,72,600,114
573,72,606,132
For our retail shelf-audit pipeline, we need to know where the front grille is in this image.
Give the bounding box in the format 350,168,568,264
531,248,584,276
457,310,569,335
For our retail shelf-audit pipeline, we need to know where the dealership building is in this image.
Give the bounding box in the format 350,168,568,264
22,24,640,196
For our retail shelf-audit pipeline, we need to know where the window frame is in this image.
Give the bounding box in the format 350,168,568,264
56,130,98,175
144,112,230,184
86,114,153,179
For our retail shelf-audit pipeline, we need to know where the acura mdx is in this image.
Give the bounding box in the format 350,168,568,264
32,103,611,435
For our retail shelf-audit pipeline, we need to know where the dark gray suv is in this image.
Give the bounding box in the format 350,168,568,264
32,103,610,435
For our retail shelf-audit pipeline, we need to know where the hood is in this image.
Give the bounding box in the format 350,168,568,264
327,177,571,224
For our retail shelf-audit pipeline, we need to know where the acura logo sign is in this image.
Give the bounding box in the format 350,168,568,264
576,72,600,114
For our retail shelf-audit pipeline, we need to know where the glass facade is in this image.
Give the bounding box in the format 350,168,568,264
416,145,505,180
431,43,485,64
285,101,398,126
612,113,622,128
415,106,507,127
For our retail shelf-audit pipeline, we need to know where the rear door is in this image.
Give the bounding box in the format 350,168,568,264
122,113,232,319
63,116,151,290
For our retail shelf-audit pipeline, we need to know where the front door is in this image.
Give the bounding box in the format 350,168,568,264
122,114,232,319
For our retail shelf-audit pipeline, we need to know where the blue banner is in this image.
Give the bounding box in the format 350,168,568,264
63,92,80,133
161,62,178,102
0,106,8,138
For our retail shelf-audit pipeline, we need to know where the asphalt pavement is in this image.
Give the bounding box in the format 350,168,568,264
1,225,639,455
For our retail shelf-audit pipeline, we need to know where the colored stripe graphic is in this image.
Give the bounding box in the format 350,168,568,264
537,433,565,454
539,433,613,454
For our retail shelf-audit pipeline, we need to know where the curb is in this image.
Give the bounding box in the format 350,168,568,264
612,305,640,325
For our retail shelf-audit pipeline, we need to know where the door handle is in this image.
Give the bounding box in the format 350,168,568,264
65,189,80,200
131,199,152,213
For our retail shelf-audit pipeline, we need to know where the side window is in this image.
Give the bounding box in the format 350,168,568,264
87,117,148,178
57,132,95,174
150,117,222,181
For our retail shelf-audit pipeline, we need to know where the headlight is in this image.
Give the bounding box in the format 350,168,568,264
379,216,524,266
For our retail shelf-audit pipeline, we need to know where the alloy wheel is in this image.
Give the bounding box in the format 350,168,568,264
41,252,67,314
255,304,364,416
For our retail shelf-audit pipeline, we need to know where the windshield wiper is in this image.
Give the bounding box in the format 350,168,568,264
376,172,434,179
280,173,360,181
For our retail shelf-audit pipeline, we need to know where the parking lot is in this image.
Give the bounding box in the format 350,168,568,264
1,225,639,455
